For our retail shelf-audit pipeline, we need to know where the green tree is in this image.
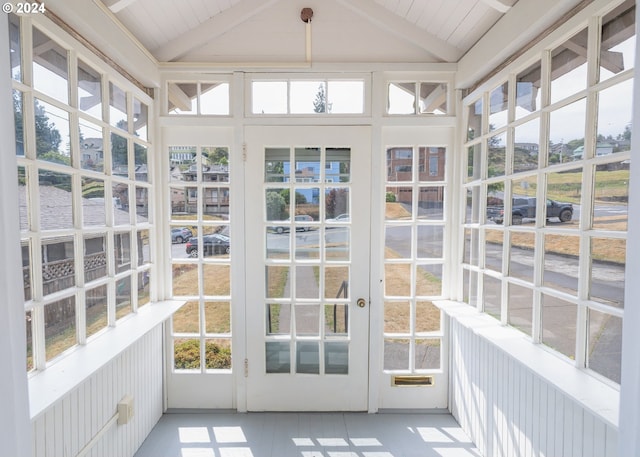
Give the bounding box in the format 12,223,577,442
313,83,331,113
280,189,307,205
266,191,286,220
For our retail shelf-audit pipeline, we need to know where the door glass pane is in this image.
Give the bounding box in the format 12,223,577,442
296,342,319,374
295,304,320,336
267,303,290,335
266,341,290,373
324,342,348,374
415,339,440,369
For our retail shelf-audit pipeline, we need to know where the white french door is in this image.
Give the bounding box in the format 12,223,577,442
244,126,371,411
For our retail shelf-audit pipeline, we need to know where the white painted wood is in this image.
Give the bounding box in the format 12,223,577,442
31,325,164,457
0,15,33,457
244,125,371,411
443,302,620,457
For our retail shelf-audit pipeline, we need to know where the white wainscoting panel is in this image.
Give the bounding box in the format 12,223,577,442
448,314,619,457
31,325,164,457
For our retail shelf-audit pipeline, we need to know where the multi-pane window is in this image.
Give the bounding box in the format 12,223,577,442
11,15,153,372
384,146,446,372
167,81,230,115
169,146,232,372
387,81,449,115
250,78,366,114
461,0,633,384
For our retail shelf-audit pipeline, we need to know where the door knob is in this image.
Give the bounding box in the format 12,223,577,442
356,298,367,308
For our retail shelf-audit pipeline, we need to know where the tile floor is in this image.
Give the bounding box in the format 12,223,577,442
134,411,482,457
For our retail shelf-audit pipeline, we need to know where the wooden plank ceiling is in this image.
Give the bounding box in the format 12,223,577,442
98,0,518,63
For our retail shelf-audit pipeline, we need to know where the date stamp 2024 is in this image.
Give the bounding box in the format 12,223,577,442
3,2,46,14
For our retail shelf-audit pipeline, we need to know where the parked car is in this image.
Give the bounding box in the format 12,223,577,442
487,197,573,225
326,213,350,224
171,227,193,243
186,234,230,257
270,215,314,234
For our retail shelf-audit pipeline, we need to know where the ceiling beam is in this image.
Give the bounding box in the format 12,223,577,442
152,0,281,62
107,0,140,14
334,0,463,62
167,83,193,112
479,0,512,13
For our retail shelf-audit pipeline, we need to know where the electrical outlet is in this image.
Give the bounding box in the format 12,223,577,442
117,395,134,425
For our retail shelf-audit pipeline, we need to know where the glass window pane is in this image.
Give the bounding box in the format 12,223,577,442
508,231,535,282
18,166,28,231
44,297,76,361
14,90,24,155
484,229,503,273
252,81,287,114
325,226,349,262
387,147,413,182
295,147,320,182
86,285,108,338
417,226,443,258
507,283,533,336
593,162,629,230
201,83,229,115
384,301,409,333
466,144,482,182
205,338,231,369
296,342,319,374
169,146,196,182
416,264,442,296
135,186,149,222
266,229,289,260
486,184,505,224
42,238,76,295
418,186,444,221
588,310,622,383
324,342,348,374
419,147,445,181
33,28,68,103
325,305,348,336
168,83,196,114
542,294,576,359
266,341,290,373
79,119,103,172
415,301,440,333
419,83,447,114
465,187,480,224
113,183,130,225
26,311,33,371
464,269,479,307
266,266,290,299
467,99,483,140
489,82,508,130
388,82,415,114
590,237,625,308
82,178,105,226
295,265,319,299
39,170,73,230
324,266,348,299
137,229,150,265
544,234,579,295
545,170,579,226
174,338,200,370
291,81,325,114
202,147,230,182
384,338,409,370
138,271,150,308
326,147,350,183
597,79,633,155
483,274,501,319
600,2,635,82
266,189,289,225
385,263,411,297
78,60,102,119
109,82,127,130
295,304,319,336
463,228,479,266
172,264,198,296
267,303,290,335
114,232,131,273
415,339,440,369
516,61,542,119
35,99,70,165
173,301,200,333
22,242,31,301
203,264,230,296
9,14,21,81
385,187,412,220
328,80,364,114
265,147,290,182
488,132,506,178
325,187,349,221
514,118,540,173
385,225,410,260
116,275,132,319
204,302,230,333
111,132,128,176
133,98,148,140
550,28,588,104
84,235,106,282
134,143,148,182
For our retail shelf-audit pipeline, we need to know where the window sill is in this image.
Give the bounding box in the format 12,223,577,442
28,300,185,420
435,300,619,428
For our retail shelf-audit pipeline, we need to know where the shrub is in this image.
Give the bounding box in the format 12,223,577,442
174,339,232,369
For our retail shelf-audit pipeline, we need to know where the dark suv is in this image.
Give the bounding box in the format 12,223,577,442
487,197,573,225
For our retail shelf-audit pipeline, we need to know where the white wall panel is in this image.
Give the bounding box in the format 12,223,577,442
448,316,618,457
31,325,164,457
